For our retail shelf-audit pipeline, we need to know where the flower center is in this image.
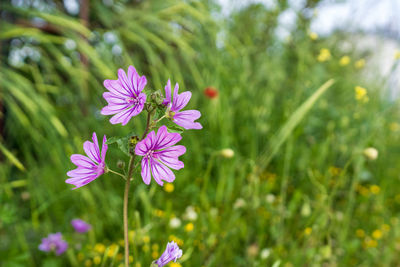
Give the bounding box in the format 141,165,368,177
125,97,139,105
145,150,154,158
97,162,105,175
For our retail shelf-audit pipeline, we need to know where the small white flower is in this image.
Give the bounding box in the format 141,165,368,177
363,147,378,160
266,194,276,204
220,148,234,158
234,198,246,209
169,217,181,229
260,248,271,259
183,206,198,221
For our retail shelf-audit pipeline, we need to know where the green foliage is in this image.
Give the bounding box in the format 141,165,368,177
1,0,400,266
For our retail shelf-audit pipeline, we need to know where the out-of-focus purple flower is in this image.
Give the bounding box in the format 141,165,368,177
66,133,108,189
38,233,68,255
155,241,183,267
135,125,186,186
71,219,92,233
101,66,147,125
163,80,202,130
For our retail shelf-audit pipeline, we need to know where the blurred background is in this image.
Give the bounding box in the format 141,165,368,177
1,0,400,266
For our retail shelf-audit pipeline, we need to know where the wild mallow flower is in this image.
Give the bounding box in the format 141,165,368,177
101,65,147,125
66,132,108,189
163,79,202,130
38,233,68,255
135,125,185,186
155,241,182,267
71,219,91,233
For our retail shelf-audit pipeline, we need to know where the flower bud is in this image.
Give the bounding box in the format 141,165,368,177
220,148,234,158
117,160,125,169
363,147,378,160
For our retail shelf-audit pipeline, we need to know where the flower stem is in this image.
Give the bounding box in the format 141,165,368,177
123,110,153,266
107,168,126,180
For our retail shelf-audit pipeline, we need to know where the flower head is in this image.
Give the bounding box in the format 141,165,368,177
317,48,331,62
66,132,108,189
163,80,202,130
135,126,186,186
354,86,369,103
71,219,92,233
39,233,68,255
155,241,182,267
204,86,219,99
101,66,147,125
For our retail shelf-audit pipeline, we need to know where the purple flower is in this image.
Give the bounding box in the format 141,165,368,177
135,125,186,186
155,241,183,267
101,66,147,125
163,80,202,130
71,219,91,233
66,132,108,189
38,233,68,255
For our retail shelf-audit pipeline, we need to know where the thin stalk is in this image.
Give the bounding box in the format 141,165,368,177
107,168,126,180
123,110,153,266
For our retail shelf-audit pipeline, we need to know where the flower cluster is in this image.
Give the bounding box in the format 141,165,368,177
61,65,197,264
66,65,201,188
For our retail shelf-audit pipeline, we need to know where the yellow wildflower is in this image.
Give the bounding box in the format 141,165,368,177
170,263,182,267
152,244,159,251
309,32,318,40
93,256,101,265
317,48,331,62
94,243,106,254
169,235,184,246
372,229,383,239
143,235,150,243
304,227,312,235
395,50,400,60
369,185,380,195
164,183,174,193
184,222,194,232
152,251,159,259
356,229,365,238
354,86,369,103
143,244,150,252
107,244,119,257
363,238,377,248
339,56,350,66
355,59,365,69
85,259,93,267
154,209,165,217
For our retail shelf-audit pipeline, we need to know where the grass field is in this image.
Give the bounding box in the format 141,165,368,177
1,0,400,266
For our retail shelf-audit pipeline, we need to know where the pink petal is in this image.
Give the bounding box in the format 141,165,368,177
103,92,126,104
154,145,186,170
83,140,101,163
172,91,191,112
135,131,156,155
103,79,130,97
118,68,133,95
173,110,202,130
154,125,182,150
101,104,130,115
127,66,137,94
137,76,147,94
67,167,96,177
150,157,175,186
70,154,96,168
101,135,108,162
162,79,172,106
141,158,151,185
109,103,144,125
91,133,101,160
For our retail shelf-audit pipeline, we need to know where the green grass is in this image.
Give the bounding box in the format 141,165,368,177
1,0,400,266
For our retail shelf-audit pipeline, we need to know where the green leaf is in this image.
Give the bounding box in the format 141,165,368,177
106,132,137,156
259,79,335,169
167,123,184,133
0,143,25,171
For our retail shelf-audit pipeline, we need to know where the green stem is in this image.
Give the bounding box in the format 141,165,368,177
123,110,153,266
107,168,126,180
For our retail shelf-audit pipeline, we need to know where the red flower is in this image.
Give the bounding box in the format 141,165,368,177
204,87,218,99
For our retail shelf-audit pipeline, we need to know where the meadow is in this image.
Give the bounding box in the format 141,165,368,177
1,0,400,266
